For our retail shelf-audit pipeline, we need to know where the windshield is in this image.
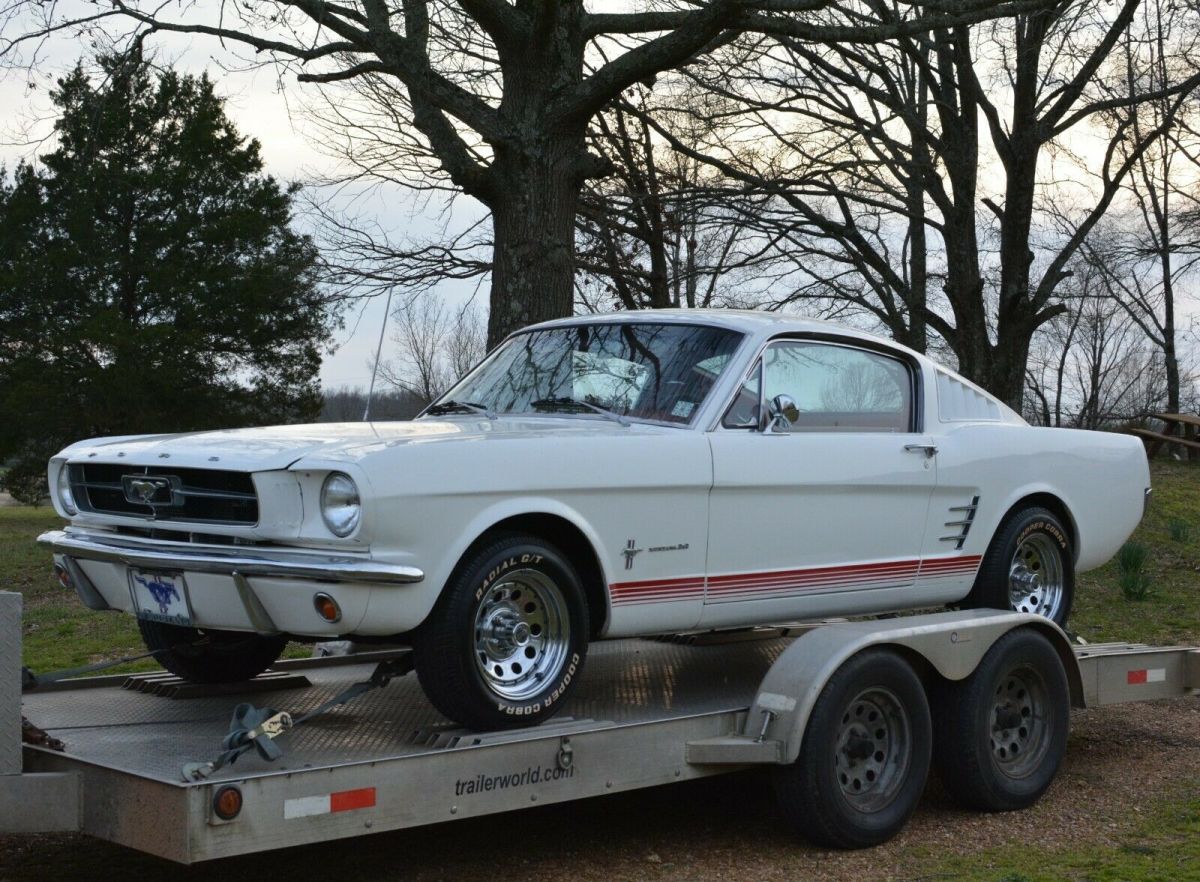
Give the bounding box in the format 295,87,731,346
431,322,744,425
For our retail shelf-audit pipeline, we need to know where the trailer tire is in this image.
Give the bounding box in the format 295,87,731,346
773,648,931,849
934,628,1069,812
414,533,589,731
965,506,1074,626
137,620,287,683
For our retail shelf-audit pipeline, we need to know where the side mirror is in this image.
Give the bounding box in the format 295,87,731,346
765,394,800,432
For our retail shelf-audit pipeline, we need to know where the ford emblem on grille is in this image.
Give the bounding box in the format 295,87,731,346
121,475,177,507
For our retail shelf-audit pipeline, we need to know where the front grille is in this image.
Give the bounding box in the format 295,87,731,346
69,464,259,525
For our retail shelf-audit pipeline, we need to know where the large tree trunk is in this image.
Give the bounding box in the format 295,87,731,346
487,136,585,347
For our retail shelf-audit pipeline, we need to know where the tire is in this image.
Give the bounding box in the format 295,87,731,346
137,619,287,684
964,506,1074,627
413,533,589,731
933,628,1069,812
773,648,932,849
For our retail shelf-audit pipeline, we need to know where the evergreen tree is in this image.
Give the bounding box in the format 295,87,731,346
0,53,337,501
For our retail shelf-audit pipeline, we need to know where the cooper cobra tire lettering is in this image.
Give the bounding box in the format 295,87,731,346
415,534,588,730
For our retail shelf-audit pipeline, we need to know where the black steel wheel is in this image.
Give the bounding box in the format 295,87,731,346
965,506,1074,627
413,533,589,730
137,619,287,683
773,648,932,849
934,627,1070,812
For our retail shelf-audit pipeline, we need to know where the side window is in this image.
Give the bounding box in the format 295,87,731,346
724,340,913,432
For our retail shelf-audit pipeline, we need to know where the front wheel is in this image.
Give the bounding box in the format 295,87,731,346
413,534,589,730
137,619,287,683
964,506,1074,627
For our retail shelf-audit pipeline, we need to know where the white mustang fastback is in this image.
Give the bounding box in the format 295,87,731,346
40,310,1150,729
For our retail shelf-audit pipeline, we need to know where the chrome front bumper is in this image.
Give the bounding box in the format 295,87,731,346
37,529,424,585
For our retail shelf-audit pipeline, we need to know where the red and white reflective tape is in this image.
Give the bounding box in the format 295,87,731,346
283,787,376,819
1126,668,1167,685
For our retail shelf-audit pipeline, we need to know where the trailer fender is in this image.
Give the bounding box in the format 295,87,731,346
750,610,1082,765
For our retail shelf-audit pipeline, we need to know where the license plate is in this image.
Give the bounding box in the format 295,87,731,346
129,569,193,627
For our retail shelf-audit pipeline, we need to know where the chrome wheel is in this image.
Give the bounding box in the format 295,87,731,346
833,687,912,813
1008,533,1065,619
989,664,1051,779
473,568,570,701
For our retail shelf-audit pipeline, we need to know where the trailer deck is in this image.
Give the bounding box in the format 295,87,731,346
3,590,1198,863
17,635,792,862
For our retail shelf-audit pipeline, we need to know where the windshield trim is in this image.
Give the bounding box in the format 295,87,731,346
419,320,747,429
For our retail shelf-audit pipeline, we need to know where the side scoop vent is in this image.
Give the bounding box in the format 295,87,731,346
940,496,980,550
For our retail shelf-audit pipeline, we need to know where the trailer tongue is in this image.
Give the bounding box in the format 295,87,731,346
2,590,1198,862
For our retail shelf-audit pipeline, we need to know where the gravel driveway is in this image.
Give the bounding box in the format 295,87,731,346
1,697,1197,881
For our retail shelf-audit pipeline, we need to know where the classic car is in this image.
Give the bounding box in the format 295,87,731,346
39,310,1151,729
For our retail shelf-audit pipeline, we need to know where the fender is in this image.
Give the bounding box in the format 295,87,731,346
688,610,1082,766
417,495,615,633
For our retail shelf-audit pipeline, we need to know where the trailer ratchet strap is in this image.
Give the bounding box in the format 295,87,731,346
181,655,413,783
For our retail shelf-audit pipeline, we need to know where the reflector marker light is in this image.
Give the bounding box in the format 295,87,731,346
1126,668,1166,685
283,787,376,819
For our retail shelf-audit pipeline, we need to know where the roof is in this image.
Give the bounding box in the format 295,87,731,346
528,308,852,335
524,308,919,356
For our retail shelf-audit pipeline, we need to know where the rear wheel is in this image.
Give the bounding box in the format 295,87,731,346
414,534,589,730
137,619,287,683
773,649,932,849
964,506,1074,627
934,628,1070,811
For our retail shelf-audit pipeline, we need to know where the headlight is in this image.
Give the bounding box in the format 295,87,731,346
56,465,78,516
320,472,361,537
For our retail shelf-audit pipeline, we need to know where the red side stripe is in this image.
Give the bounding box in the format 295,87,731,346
1127,669,1148,685
609,555,982,605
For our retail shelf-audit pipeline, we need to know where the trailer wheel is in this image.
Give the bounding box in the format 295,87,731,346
965,506,1074,626
773,648,931,849
934,628,1069,812
137,620,287,683
414,533,589,731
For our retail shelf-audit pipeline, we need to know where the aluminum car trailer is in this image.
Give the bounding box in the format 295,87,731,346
2,589,1198,862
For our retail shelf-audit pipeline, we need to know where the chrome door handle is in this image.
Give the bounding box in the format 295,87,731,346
904,443,938,458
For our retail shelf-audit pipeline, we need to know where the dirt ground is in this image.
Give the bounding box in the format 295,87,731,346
1,697,1198,881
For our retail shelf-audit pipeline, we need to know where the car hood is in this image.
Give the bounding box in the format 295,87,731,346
59,417,660,472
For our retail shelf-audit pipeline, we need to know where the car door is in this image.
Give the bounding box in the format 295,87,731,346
700,337,937,627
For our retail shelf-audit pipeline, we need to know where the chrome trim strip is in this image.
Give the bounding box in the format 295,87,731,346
37,529,424,586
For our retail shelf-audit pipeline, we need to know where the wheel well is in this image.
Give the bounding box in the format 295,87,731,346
469,513,608,638
1000,492,1078,560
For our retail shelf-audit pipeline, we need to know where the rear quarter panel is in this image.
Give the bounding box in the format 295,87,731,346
931,423,1150,574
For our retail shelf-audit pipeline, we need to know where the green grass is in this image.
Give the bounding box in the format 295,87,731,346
1072,461,1200,646
926,797,1200,881
0,507,156,676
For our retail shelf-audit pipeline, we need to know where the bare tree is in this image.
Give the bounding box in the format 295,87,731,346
1077,0,1200,414
5,0,1062,349
378,292,484,405
575,82,780,314
640,0,1200,407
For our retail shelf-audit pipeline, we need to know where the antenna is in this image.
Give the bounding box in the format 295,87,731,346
363,286,395,422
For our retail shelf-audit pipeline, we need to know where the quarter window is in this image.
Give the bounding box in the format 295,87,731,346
724,340,914,432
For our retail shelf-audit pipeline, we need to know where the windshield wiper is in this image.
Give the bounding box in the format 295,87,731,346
425,399,497,420
530,396,631,427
